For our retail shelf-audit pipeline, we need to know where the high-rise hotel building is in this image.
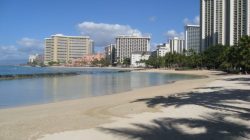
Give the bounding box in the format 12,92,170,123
185,25,200,53
44,35,93,64
115,35,150,63
201,0,250,51
228,0,250,45
201,0,227,51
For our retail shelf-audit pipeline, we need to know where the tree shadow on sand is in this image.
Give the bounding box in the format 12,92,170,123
225,77,250,86
99,78,250,140
224,77,250,82
131,89,250,114
100,113,249,140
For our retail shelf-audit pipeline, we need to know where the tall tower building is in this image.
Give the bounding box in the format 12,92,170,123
44,35,94,64
201,0,227,51
228,0,250,45
115,35,150,63
201,0,250,51
185,25,201,53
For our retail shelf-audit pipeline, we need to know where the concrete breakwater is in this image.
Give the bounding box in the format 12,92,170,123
0,72,79,80
0,69,132,80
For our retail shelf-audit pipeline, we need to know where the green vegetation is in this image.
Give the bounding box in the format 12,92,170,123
224,35,250,73
123,58,131,67
48,61,60,66
146,50,202,69
28,61,46,67
202,44,227,69
91,58,110,67
145,36,250,74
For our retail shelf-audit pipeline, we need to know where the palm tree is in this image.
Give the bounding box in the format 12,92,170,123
123,58,131,67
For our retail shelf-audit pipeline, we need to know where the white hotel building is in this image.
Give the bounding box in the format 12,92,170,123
156,43,171,57
201,0,250,51
169,37,185,54
131,51,151,67
44,35,94,64
115,35,150,63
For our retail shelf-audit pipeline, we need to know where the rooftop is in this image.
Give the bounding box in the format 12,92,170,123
185,24,200,27
50,34,90,38
116,35,150,39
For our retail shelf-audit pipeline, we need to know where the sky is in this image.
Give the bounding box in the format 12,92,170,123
0,0,200,64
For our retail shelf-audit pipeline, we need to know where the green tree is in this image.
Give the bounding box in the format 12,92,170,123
123,58,131,67
186,49,202,69
146,54,161,68
236,35,250,73
164,53,172,68
164,52,180,69
202,44,228,69
99,58,110,67
48,61,59,66
91,59,99,66
219,45,245,73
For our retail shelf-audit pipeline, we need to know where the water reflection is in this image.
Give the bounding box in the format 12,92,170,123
0,72,199,108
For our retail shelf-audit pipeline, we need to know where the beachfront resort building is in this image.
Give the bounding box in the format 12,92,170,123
156,43,171,57
201,0,250,51
115,35,150,63
44,34,94,64
131,51,151,67
185,25,200,53
169,37,185,53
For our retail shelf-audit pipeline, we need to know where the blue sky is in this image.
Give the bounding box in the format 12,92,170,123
0,0,199,64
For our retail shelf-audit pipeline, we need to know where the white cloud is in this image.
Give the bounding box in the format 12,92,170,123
0,45,18,52
183,16,200,25
17,37,42,47
17,37,43,53
77,22,143,46
164,30,184,40
0,45,23,60
0,38,44,60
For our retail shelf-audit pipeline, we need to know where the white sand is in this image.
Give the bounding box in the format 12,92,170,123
38,74,250,140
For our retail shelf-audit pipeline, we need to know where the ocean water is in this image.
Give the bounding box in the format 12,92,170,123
0,66,199,109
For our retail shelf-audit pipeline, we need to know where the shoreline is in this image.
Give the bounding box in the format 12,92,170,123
0,70,226,140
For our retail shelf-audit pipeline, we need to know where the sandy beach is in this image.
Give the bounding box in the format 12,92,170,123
0,69,249,140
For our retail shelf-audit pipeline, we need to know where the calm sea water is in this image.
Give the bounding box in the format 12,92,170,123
0,66,199,109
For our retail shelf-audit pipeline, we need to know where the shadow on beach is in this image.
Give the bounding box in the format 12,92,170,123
99,78,250,140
